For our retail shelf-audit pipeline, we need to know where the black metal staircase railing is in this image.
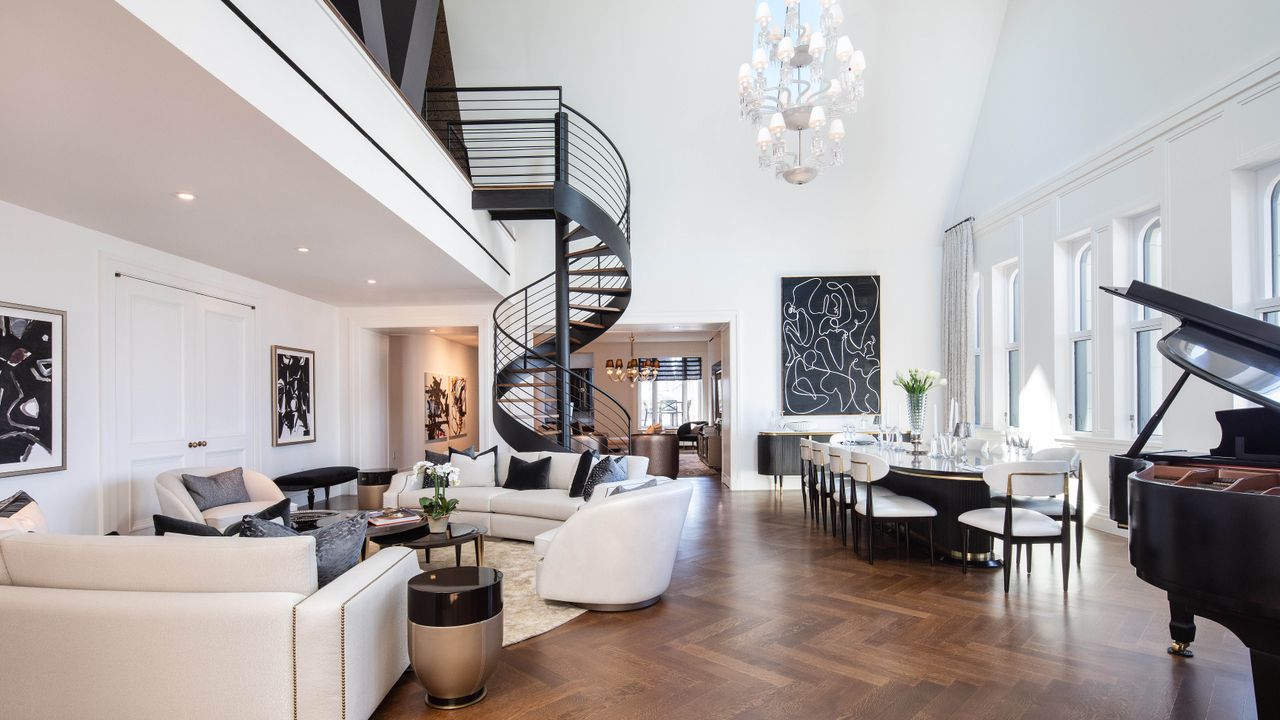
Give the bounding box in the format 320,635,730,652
425,87,634,456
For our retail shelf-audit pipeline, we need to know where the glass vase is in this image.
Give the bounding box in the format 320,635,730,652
907,391,927,443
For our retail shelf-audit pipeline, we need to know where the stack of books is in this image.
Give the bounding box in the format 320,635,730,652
367,509,421,527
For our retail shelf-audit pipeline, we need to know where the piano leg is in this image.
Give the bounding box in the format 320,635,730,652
1167,597,1197,658
1253,650,1280,719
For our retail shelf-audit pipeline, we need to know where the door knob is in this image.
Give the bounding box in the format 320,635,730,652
199,440,207,447
188,441,196,448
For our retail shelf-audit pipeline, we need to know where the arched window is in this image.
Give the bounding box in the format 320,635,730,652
1069,241,1093,431
1133,214,1162,434
1263,173,1280,324
1005,267,1020,427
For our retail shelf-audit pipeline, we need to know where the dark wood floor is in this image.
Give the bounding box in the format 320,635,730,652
372,477,1256,720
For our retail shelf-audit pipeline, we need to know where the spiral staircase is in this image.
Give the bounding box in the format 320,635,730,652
426,87,634,455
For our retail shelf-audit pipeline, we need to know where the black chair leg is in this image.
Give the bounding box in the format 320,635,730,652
1015,543,1021,570
1062,528,1071,592
928,520,935,566
867,517,875,565
962,528,969,574
904,522,911,563
1002,534,1012,593
1027,544,1033,575
1075,517,1084,565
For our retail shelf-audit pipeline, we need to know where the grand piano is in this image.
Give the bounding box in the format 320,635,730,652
1106,281,1280,718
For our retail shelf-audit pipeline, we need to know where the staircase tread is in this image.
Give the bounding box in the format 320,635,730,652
569,286,630,295
569,303,623,313
565,243,610,258
568,267,628,275
569,319,606,329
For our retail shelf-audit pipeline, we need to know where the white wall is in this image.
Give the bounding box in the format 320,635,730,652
963,41,1280,532
0,200,342,534
387,334,480,468
957,0,1280,218
446,0,1008,489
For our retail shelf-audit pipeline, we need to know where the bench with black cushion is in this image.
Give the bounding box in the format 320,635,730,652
274,466,359,509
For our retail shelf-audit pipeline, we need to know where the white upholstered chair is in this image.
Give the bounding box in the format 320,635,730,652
155,467,290,530
846,450,936,565
826,445,897,547
533,478,693,610
959,460,1072,593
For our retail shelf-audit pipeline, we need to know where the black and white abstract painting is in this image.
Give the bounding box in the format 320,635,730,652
272,345,315,446
448,375,467,439
0,302,65,478
424,373,449,442
781,275,881,416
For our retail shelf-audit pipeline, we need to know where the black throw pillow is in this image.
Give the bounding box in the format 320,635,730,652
504,455,551,490
154,498,292,537
153,515,223,537
425,448,449,465
568,450,598,498
240,512,368,587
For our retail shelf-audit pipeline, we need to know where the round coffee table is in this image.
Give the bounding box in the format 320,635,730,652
406,523,486,567
313,510,435,558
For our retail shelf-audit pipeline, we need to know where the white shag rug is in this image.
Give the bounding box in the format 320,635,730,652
415,537,585,646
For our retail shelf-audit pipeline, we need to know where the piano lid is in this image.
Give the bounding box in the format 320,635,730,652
1101,281,1280,412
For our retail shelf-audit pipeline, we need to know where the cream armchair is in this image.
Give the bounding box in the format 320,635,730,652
533,478,693,610
155,466,290,530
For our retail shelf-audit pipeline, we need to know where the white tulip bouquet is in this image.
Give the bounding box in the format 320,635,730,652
892,368,947,396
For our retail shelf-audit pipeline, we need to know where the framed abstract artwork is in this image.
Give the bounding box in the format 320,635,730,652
0,301,66,478
425,373,449,442
272,345,315,446
448,375,468,439
780,275,882,416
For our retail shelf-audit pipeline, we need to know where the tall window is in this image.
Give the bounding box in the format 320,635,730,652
1260,170,1280,324
1069,241,1093,432
1133,216,1163,433
972,278,982,426
1006,268,1021,428
637,357,703,429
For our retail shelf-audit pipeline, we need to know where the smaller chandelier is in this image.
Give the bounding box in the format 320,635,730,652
738,0,866,185
606,334,659,386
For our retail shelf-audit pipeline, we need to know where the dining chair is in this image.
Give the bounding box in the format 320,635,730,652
959,460,1072,593
797,437,812,518
811,442,831,532
847,450,936,565
828,445,898,547
988,448,1084,568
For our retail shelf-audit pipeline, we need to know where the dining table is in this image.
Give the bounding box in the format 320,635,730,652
832,440,1010,567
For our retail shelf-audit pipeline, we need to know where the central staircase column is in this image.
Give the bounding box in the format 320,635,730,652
553,110,573,448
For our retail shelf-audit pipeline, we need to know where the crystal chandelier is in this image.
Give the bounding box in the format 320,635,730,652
605,334,658,386
738,0,866,185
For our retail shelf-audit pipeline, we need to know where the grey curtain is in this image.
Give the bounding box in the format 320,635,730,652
941,219,974,426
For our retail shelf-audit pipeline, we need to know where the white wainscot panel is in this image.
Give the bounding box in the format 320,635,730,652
204,310,248,437
128,296,185,443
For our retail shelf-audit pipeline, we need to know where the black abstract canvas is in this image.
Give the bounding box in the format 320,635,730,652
781,275,881,416
273,345,315,446
0,302,65,478
425,373,449,441
448,375,467,439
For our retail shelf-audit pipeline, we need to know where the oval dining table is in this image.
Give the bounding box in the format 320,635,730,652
832,441,1005,568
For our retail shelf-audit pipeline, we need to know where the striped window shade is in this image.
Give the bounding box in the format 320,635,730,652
645,357,702,381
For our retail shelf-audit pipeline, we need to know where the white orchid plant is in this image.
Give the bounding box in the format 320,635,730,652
892,368,947,397
413,461,460,519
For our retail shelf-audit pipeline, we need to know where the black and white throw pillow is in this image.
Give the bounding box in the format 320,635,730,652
504,455,551,490
180,468,251,511
240,512,368,587
581,456,628,501
0,490,47,532
568,450,598,498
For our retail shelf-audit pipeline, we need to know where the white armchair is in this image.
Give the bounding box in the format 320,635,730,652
155,466,289,530
533,478,693,610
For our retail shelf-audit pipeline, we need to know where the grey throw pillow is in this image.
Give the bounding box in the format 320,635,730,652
609,478,658,497
239,512,367,587
180,468,251,511
581,456,628,501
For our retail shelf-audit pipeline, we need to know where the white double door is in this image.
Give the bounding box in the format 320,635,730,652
110,277,256,533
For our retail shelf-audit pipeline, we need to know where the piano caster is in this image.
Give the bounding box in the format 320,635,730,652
1167,641,1195,658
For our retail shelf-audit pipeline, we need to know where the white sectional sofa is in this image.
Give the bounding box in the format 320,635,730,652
382,449,653,541
0,531,420,720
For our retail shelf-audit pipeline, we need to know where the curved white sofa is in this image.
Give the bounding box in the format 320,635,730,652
382,450,653,541
155,466,290,530
534,477,693,610
0,532,419,720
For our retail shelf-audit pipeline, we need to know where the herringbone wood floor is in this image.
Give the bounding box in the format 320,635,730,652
371,477,1256,720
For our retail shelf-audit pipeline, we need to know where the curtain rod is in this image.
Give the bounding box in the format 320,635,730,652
944,216,975,234
114,273,257,310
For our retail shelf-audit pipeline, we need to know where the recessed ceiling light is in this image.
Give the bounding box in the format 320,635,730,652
296,247,310,253
174,192,196,201
428,329,437,333
673,325,681,329
366,279,377,284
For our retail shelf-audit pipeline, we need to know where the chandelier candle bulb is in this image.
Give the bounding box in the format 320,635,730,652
757,2,771,25
809,105,827,128
776,36,795,62
809,32,826,57
835,35,854,62
752,47,768,70
849,49,867,74
828,118,845,140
